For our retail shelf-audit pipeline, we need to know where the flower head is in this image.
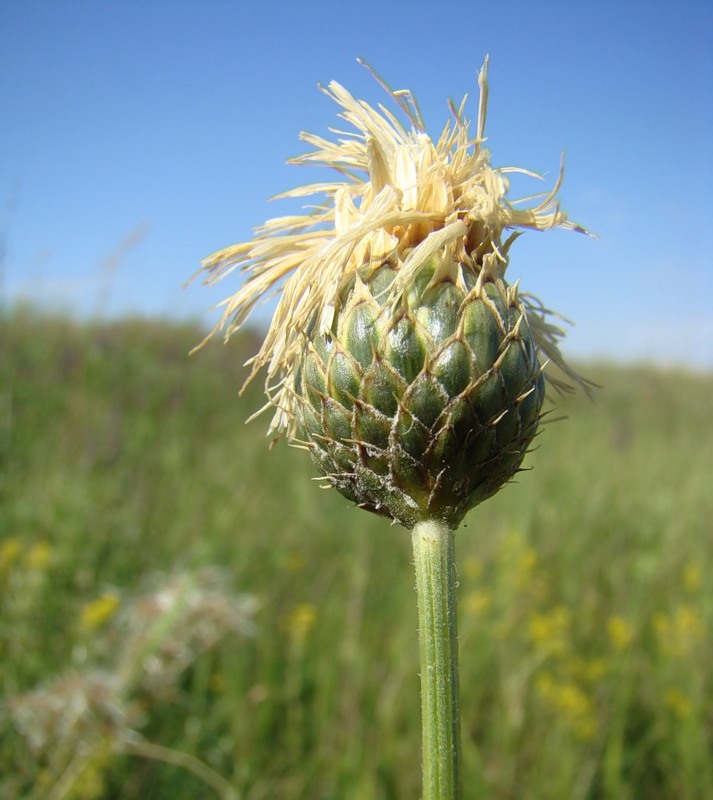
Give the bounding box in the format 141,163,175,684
197,58,589,441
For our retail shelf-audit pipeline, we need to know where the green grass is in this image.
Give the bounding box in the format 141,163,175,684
1,306,711,799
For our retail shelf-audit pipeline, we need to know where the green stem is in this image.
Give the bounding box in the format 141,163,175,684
412,519,461,800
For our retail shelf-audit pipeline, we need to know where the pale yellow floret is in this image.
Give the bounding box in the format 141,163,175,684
195,57,590,438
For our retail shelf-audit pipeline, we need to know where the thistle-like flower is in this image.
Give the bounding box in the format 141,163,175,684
198,58,588,529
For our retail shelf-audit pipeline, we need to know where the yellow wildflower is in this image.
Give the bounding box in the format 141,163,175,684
515,548,538,585
499,531,541,593
566,655,608,684
282,602,318,645
683,562,701,594
582,658,608,683
0,537,22,572
607,615,634,652
654,605,704,659
24,541,51,571
463,556,483,580
285,552,307,573
528,605,571,657
463,589,492,618
80,591,121,630
535,673,597,741
664,687,693,719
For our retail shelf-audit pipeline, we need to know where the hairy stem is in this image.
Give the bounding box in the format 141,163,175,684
412,519,462,799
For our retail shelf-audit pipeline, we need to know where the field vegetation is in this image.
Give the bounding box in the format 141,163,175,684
1,307,711,799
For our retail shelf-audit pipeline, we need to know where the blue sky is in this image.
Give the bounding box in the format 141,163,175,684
1,1,712,368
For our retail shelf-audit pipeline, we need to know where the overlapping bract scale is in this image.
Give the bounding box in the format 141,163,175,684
293,259,545,528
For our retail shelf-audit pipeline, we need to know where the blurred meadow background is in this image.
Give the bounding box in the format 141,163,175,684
1,2,712,799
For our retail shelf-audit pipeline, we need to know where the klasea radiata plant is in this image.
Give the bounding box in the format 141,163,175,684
196,57,589,799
